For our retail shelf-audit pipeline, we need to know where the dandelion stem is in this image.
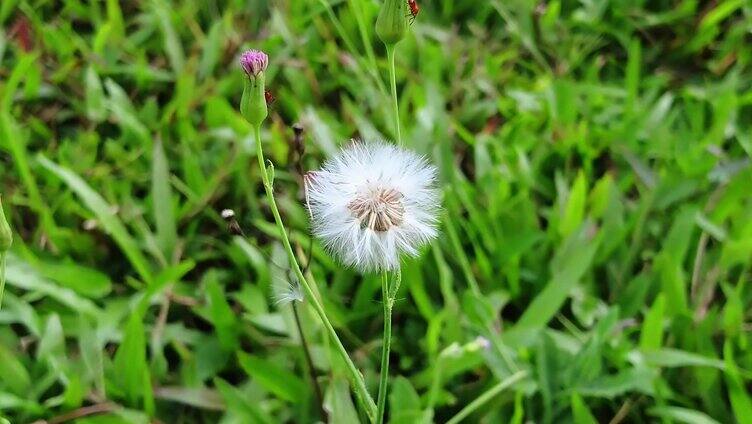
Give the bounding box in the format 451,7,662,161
253,125,377,421
0,252,6,309
386,45,402,146
292,301,326,420
376,271,393,424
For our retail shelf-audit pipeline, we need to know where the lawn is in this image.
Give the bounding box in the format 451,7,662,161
1,0,751,423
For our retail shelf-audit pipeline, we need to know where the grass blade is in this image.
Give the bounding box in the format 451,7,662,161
38,155,153,284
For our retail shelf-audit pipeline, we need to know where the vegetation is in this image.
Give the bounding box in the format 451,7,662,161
0,0,751,423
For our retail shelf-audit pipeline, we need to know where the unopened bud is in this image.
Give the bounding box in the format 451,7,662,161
239,49,269,127
376,0,407,46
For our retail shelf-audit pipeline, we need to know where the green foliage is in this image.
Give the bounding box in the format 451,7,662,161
0,0,751,422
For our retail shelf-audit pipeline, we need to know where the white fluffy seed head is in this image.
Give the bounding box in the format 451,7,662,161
306,140,440,272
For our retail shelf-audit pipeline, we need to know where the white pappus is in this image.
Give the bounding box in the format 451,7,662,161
305,140,440,272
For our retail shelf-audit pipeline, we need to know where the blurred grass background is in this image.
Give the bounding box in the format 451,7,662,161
1,0,751,423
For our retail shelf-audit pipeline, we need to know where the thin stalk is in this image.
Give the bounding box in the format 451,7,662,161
444,209,481,295
427,356,444,410
292,301,327,421
376,271,393,424
347,0,386,95
253,126,377,421
0,252,6,309
445,370,528,424
386,45,401,145
318,0,387,96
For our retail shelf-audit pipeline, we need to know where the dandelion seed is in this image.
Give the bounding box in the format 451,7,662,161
306,141,440,272
273,276,304,306
220,209,235,219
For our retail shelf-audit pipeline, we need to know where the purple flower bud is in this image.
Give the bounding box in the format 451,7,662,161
240,49,268,77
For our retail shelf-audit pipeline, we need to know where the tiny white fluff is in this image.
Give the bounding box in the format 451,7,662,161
306,140,440,272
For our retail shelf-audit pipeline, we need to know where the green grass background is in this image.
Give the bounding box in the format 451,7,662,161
1,0,751,423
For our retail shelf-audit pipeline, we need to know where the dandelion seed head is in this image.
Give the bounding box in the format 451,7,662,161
306,141,440,272
240,49,268,77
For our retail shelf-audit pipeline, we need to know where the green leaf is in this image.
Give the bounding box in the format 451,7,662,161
461,290,496,331
324,377,361,424
36,260,112,299
0,344,31,395
204,272,239,351
648,406,722,424
152,0,185,73
723,341,752,423
151,138,177,260
38,155,153,284
571,393,598,424
36,313,64,360
84,66,106,122
559,171,587,237
214,378,273,424
113,312,149,407
237,353,307,402
576,367,655,398
198,22,223,79
536,333,557,422
4,254,101,316
510,226,599,340
639,294,665,350
641,348,726,370
103,79,150,144
153,386,224,411
390,376,421,411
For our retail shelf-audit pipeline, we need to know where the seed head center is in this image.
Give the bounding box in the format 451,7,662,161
348,186,405,232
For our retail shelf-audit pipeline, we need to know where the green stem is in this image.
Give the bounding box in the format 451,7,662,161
427,355,444,410
0,252,6,309
386,45,402,146
292,301,326,420
253,126,377,421
376,271,393,424
347,0,387,96
445,370,528,424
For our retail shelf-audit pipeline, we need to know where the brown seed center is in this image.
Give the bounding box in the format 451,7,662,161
348,186,405,232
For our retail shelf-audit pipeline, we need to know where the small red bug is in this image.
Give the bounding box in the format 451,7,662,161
407,0,419,25
264,89,276,106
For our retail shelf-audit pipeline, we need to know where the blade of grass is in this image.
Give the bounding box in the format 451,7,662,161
38,155,154,284
151,139,177,262
0,112,58,242
445,370,528,424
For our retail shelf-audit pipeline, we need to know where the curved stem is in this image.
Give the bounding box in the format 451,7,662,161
386,45,402,146
376,271,393,424
253,126,377,421
445,370,528,424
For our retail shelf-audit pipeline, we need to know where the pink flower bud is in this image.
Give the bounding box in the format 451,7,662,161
240,49,268,77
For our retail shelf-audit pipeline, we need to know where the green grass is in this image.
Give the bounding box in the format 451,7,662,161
1,0,751,423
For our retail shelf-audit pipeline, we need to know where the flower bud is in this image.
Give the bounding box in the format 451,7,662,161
239,49,269,127
376,0,407,46
240,50,268,77
0,196,12,253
